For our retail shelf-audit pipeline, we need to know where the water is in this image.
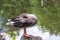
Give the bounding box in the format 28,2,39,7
0,25,60,40
15,25,60,40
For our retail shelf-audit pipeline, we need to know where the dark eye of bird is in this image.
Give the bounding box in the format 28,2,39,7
23,16,27,18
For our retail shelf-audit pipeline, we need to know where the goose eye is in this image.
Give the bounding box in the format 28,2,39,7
23,16,27,18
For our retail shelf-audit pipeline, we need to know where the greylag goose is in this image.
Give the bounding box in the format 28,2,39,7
6,13,37,37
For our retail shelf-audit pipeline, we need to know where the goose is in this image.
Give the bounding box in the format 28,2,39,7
6,13,37,37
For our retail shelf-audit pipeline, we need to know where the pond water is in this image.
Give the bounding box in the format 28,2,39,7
15,25,60,40
0,25,60,40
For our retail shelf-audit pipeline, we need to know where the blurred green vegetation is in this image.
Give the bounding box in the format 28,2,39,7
0,0,60,35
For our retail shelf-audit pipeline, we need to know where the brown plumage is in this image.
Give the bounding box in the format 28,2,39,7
6,13,37,37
